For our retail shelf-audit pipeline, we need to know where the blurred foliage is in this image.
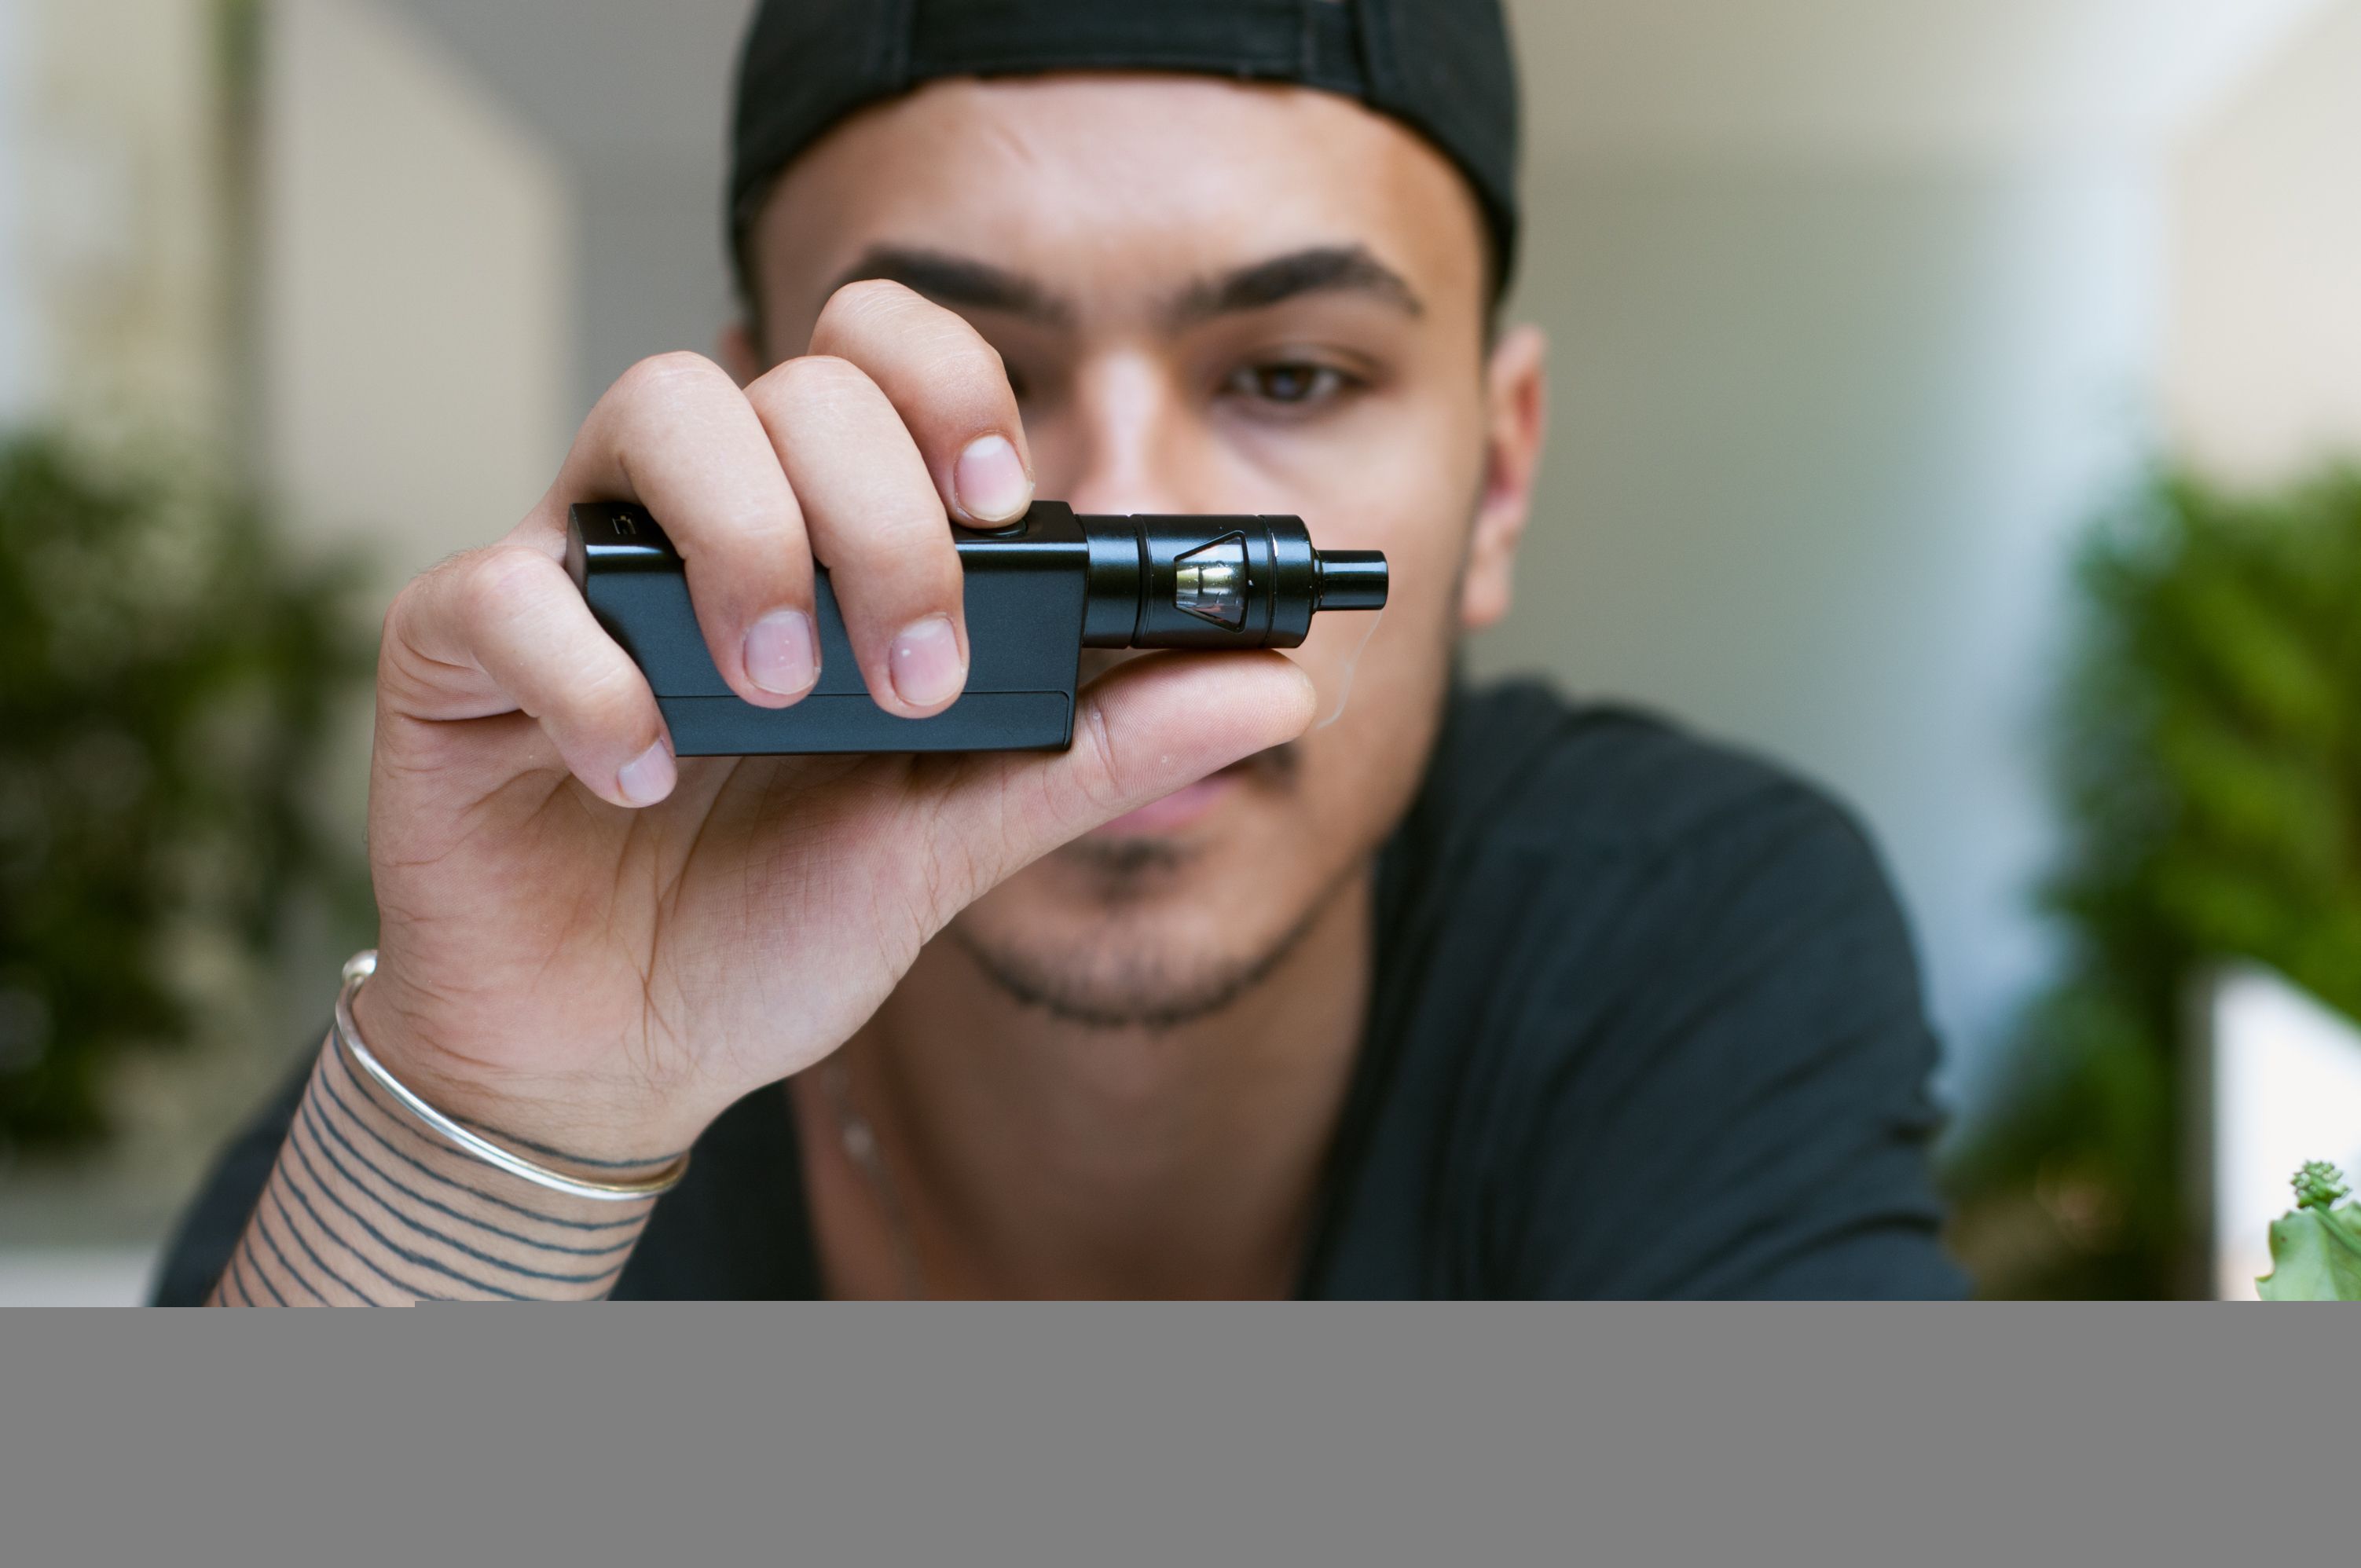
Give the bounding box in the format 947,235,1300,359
0,430,369,1156
1946,467,2361,1298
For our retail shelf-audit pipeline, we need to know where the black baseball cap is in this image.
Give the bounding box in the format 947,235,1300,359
728,0,1523,296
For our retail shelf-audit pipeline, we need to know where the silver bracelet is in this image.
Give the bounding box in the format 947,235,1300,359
330,951,690,1203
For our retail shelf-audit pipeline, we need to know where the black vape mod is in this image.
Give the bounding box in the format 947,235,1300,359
566,501,1387,755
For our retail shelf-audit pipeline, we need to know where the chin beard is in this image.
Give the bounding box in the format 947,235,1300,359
946,888,1333,1031
947,738,1345,1030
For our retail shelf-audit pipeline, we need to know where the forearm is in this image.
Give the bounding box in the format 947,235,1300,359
205,1039,673,1306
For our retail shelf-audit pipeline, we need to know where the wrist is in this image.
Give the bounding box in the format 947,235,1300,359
311,1036,665,1233
255,1038,660,1303
350,952,713,1167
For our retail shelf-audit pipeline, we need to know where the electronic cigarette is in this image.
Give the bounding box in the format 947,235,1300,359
566,501,1388,755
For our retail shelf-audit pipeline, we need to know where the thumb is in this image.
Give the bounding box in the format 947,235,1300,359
940,650,1319,890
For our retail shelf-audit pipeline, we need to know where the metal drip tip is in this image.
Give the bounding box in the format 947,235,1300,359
1314,551,1389,612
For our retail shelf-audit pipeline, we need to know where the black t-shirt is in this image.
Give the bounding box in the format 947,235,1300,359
153,680,1964,1302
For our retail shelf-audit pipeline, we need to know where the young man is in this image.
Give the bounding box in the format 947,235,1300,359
159,0,1960,1302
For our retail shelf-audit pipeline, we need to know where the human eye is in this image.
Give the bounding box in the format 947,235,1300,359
1219,357,1366,413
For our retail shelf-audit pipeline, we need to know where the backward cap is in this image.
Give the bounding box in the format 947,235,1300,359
729,0,1521,291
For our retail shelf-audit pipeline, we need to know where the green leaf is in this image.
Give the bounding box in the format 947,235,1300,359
2257,1203,2361,1300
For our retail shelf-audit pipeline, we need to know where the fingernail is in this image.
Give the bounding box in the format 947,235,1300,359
890,614,965,709
617,740,676,807
954,434,1031,523
743,608,819,696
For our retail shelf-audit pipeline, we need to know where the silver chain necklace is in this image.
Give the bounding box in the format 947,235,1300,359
818,1053,929,1299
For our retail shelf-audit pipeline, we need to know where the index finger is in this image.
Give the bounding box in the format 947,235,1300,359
533,352,820,709
809,279,1036,528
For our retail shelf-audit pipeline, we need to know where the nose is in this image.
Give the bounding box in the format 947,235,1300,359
1048,349,1199,518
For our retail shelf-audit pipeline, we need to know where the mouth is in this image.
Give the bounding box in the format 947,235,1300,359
1088,762,1248,838
1072,653,1305,841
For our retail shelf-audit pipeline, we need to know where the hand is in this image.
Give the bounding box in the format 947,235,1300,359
354,284,1317,1160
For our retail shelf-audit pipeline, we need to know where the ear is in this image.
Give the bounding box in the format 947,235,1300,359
1458,323,1548,632
715,319,767,387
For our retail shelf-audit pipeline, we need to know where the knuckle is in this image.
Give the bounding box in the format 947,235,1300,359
458,544,554,627
814,283,1014,410
382,570,431,644
616,350,724,403
567,659,647,736
816,277,922,335
377,587,424,683
918,314,1000,375
394,545,468,607
915,337,1009,415
749,353,878,423
838,514,958,592
379,555,471,687
772,351,871,397
970,336,1008,383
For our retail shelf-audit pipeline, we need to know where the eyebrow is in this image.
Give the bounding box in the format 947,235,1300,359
825,241,1424,332
1173,244,1425,324
828,247,1073,326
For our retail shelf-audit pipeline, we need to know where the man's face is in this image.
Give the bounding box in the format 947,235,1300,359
744,74,1541,1026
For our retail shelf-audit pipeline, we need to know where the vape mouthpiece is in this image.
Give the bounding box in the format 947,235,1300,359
1315,551,1390,613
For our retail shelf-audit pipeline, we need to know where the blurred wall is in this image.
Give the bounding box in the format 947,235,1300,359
359,0,747,423
574,153,735,420
2169,0,2361,484
0,0,230,440
0,0,31,422
261,0,573,588
1471,159,2158,1106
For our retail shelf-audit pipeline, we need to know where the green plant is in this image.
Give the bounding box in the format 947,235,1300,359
2258,1161,2361,1300
0,430,369,1155
1946,467,2361,1298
